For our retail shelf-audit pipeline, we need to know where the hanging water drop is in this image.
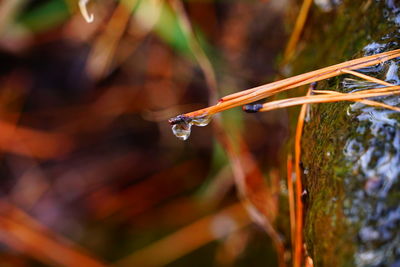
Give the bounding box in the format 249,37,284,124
169,114,212,141
172,122,192,141
191,115,212,127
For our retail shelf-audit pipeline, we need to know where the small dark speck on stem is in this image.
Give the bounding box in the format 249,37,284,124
243,103,263,113
168,115,192,125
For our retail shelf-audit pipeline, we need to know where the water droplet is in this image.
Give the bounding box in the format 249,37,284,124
191,115,211,127
169,115,212,140
172,123,192,141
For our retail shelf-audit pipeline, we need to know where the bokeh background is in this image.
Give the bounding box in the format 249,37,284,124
0,0,307,266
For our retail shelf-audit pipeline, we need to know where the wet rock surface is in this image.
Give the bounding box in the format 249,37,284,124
293,0,400,266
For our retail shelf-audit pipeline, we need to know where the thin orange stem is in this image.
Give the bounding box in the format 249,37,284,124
259,86,400,112
287,155,296,254
219,49,400,103
283,0,313,62
113,203,250,267
313,90,400,112
293,86,311,267
0,201,106,267
170,49,400,121
341,69,394,86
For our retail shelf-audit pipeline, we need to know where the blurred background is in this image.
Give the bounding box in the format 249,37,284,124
0,0,307,266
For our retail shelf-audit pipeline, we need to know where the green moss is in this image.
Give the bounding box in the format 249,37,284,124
290,0,400,265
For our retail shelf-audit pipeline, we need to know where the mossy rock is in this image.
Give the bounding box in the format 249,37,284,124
291,0,400,266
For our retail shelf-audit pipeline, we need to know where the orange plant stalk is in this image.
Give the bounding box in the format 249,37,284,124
257,85,400,112
293,85,312,267
286,155,296,254
169,49,400,124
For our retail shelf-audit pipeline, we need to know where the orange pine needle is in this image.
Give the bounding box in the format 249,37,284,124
0,121,73,159
313,90,400,112
114,203,250,267
258,85,400,112
0,201,106,267
86,0,139,79
341,69,393,86
293,86,311,267
169,49,400,121
283,0,313,62
287,155,296,256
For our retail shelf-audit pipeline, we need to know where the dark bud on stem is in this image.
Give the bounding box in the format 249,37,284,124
168,115,192,125
310,82,317,91
243,103,263,113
